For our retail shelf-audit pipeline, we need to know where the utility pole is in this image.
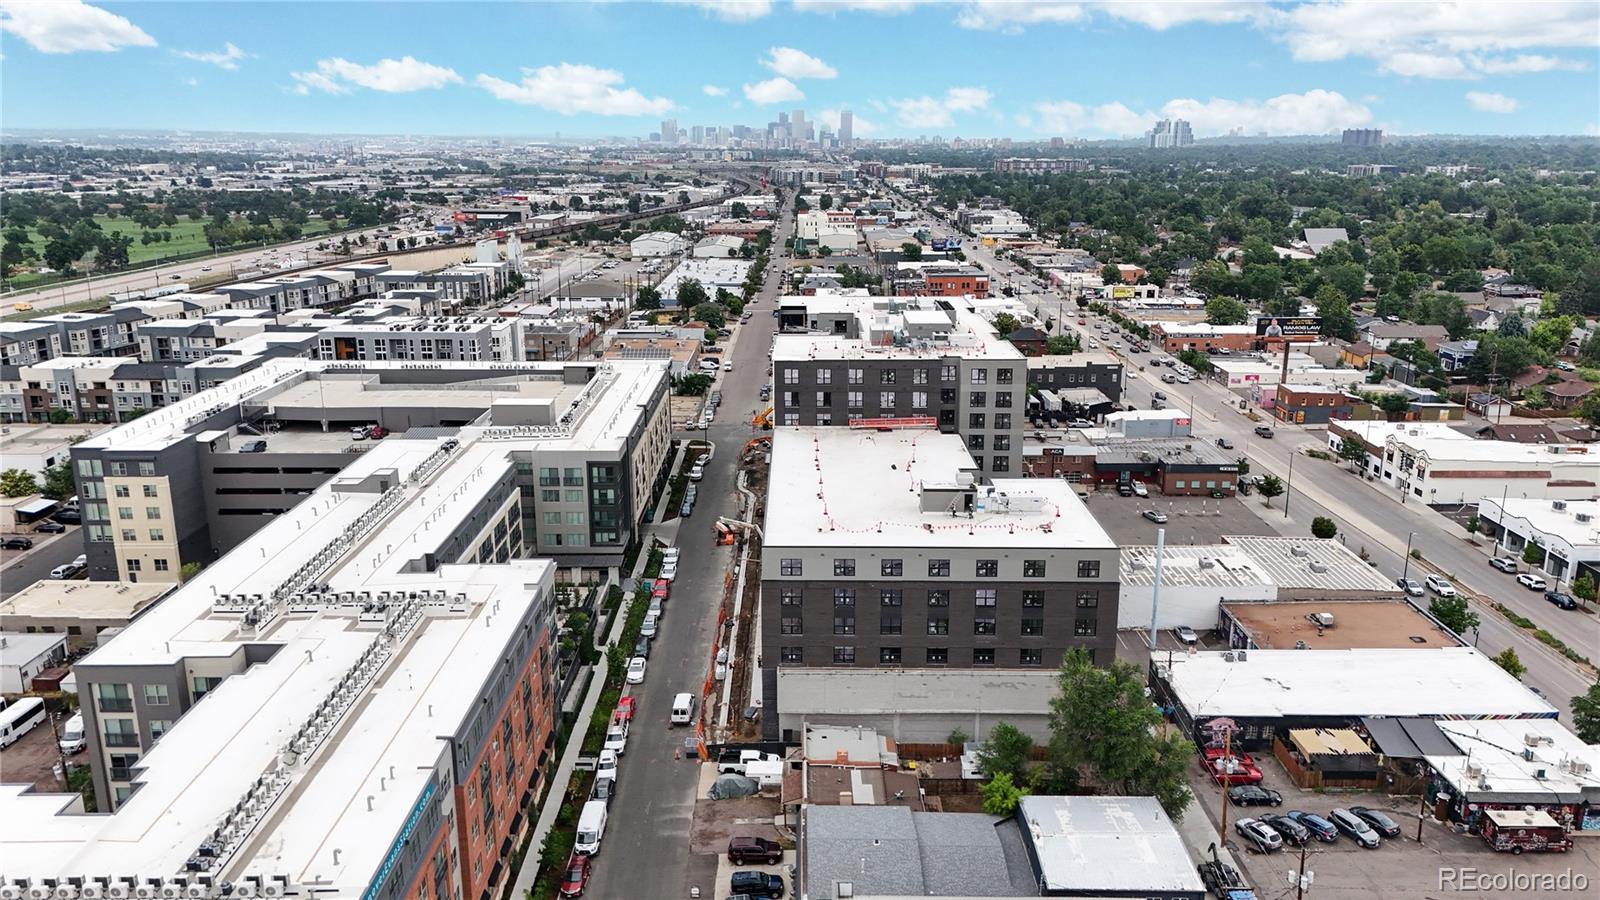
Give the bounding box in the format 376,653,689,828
1283,452,1295,519
1218,726,1233,840
1401,530,1416,582
1416,788,1428,844
1291,840,1314,899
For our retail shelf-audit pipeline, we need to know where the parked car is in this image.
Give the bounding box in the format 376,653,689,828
626,657,647,684
1131,481,1148,497
1488,556,1518,573
1286,810,1339,842
1229,785,1283,807
596,749,618,782
33,522,67,534
717,749,780,775
634,636,652,658
689,465,704,481
640,614,658,639
53,510,80,524
728,872,785,899
49,563,83,579
239,439,268,453
1424,574,1456,597
349,426,371,440
1067,418,1093,428
1142,509,1169,524
1215,437,1234,449
727,836,784,865
1261,813,1311,846
1349,806,1402,838
1176,373,1192,384
603,718,629,755
652,579,671,600
590,773,615,806
1396,577,1425,597
615,695,636,722
1153,390,1169,402
1545,590,1578,610
1235,817,1284,853
1,537,34,550
1515,572,1547,591
1254,425,1275,438
1329,808,1381,848
1175,626,1198,646
1116,482,1134,497
557,853,591,897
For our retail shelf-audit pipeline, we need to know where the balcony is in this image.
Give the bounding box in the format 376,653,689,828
97,697,134,713
109,766,135,782
103,732,141,748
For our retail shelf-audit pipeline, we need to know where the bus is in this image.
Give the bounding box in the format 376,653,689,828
0,697,47,749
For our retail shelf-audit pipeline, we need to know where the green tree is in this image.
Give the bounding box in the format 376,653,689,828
179,561,202,583
40,463,76,500
1429,595,1480,636
0,469,39,497
1204,296,1248,326
691,302,725,329
1492,647,1526,680
992,313,1019,337
1045,334,1079,355
1571,681,1600,744
1336,435,1367,471
676,278,709,309
1256,473,1285,507
730,201,749,219
1044,649,1193,820
1528,315,1575,355
1522,542,1545,566
674,373,712,396
1310,516,1338,539
1099,263,1122,286
47,408,74,424
1571,572,1596,608
1314,284,1358,341
901,242,923,261
635,285,662,310
980,771,1029,817
975,722,1034,782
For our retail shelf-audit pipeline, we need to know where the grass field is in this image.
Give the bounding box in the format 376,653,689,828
16,215,338,267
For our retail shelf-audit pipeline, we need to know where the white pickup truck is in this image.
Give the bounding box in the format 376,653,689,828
716,749,780,775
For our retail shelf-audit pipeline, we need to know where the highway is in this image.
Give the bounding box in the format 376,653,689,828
581,195,792,899
907,201,1597,717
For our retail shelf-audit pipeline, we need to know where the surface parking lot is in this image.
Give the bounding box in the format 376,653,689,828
1087,491,1278,547
1192,754,1600,899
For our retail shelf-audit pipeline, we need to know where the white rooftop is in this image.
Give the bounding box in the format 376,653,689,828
1479,497,1600,550
1429,719,1600,803
764,427,1111,551
1161,647,1558,720
1017,795,1206,894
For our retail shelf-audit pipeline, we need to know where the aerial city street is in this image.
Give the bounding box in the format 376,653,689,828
1,3,1598,900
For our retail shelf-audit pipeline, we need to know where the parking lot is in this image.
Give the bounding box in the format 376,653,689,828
1192,750,1600,898
1088,491,1278,547
0,712,75,793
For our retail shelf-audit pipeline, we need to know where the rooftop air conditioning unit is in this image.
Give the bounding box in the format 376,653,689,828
1577,513,1593,523
1553,500,1567,511
1310,612,1335,628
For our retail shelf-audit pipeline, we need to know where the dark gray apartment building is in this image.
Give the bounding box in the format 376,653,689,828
1026,351,1125,402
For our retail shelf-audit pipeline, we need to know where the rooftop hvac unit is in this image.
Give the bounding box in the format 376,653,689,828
1310,612,1336,628
1553,500,1567,510
132,888,156,900
1290,545,1310,557
1464,763,1482,778
1534,768,1548,780
1308,561,1329,574
30,888,52,900
1568,760,1593,776
80,889,102,900
104,888,128,900
55,888,79,900
1198,557,1215,569
1524,732,1544,747
1,888,23,900
1236,650,1248,661
1577,513,1593,523
1522,747,1536,762
257,888,282,900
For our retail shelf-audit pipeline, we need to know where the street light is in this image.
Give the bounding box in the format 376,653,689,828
1401,530,1417,581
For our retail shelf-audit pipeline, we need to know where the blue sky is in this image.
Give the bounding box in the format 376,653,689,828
2,1,1597,138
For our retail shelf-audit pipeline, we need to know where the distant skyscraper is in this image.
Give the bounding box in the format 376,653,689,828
839,109,853,147
1148,118,1193,148
690,125,705,145
1342,128,1383,146
660,119,678,145
791,109,807,142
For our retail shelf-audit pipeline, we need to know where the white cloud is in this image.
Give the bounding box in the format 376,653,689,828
1275,1,1598,80
476,64,673,115
0,0,155,54
702,84,729,97
761,46,837,80
1465,91,1519,114
1029,89,1374,138
1471,54,1588,75
794,0,930,13
176,42,247,70
743,76,804,104
819,108,879,135
955,1,1086,32
292,56,461,95
1097,1,1263,30
671,0,773,22
890,86,991,129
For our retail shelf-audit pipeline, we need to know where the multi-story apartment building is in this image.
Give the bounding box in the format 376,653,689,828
2,433,560,900
314,316,526,363
761,427,1119,741
774,294,1026,476
68,357,672,583
1026,352,1126,402
991,157,1090,173
0,308,145,364
377,262,509,304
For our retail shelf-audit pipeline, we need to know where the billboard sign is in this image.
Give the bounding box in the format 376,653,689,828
1255,316,1321,337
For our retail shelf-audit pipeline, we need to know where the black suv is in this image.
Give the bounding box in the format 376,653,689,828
729,872,784,898
1260,814,1310,845
727,836,783,865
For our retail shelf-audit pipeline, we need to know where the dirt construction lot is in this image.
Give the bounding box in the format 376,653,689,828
1193,758,1600,899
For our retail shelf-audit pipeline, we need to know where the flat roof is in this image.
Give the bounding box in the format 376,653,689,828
1429,719,1600,804
0,630,67,660
1224,599,1456,649
1121,537,1397,594
1479,497,1600,549
764,427,1111,551
773,293,1024,363
1017,795,1205,894
0,580,170,622
0,422,106,454
1161,648,1558,720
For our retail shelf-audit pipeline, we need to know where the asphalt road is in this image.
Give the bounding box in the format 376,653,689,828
1,526,86,599
582,200,792,900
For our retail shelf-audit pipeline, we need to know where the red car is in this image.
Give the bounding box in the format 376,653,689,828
558,852,591,897
615,696,636,723
651,579,671,600
1204,755,1264,785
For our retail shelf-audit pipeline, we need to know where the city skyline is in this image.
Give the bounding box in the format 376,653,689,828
1,1,1597,139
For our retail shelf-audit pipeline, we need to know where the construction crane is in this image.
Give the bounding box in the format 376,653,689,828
752,406,773,430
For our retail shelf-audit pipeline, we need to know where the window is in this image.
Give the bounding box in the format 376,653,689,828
834,588,856,606
997,368,1015,384
1023,560,1046,578
833,646,856,664
138,462,154,477
781,587,802,606
995,413,1012,429
879,647,902,665
1020,649,1043,667
153,559,169,572
834,610,855,635
911,391,928,409
970,368,988,385
995,392,1013,409
968,434,985,451
880,370,897,384
539,467,559,487
109,462,128,477
975,589,997,607
103,719,139,747
126,559,141,572
927,613,949,635
782,368,799,384
816,391,832,406
968,392,987,408
543,512,562,525
781,615,803,635
973,648,995,666
816,369,833,385
926,647,948,665
118,507,133,520
149,719,173,740
781,646,804,665
783,413,800,427
1075,591,1099,608
540,489,560,502
928,559,950,578
1075,619,1098,636
834,558,856,576
1022,618,1044,636
120,529,136,541
148,529,164,542
847,368,864,385
782,391,800,408
565,511,586,525
847,391,863,409
994,434,1012,451
940,365,957,382
991,456,1010,473
975,592,997,634
1077,560,1101,579
114,485,130,498
780,558,802,576
879,391,896,408
880,606,902,634
564,467,584,486
565,489,584,503
975,559,998,578
142,484,158,498
143,684,169,706
881,558,903,577
912,369,929,385
1023,590,1044,608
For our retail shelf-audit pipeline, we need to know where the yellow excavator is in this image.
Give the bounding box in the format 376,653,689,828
752,406,773,430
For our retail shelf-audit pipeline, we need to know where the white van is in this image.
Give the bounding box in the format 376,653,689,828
59,713,86,754
670,692,696,725
574,799,608,855
0,697,47,749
